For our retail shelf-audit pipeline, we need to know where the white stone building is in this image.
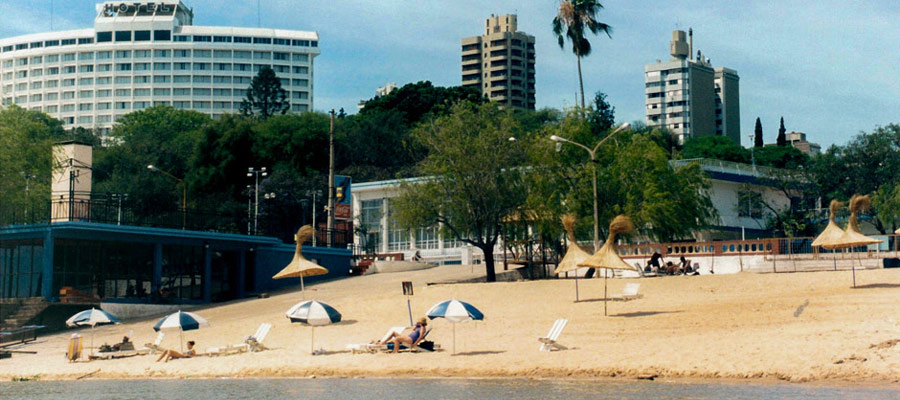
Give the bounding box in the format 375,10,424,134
0,1,319,137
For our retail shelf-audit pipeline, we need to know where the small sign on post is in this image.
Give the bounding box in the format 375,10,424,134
402,281,414,326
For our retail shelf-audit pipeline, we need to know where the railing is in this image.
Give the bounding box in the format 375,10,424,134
1,197,353,249
617,235,900,262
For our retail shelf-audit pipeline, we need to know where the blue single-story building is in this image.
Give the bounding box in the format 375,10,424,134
0,221,350,304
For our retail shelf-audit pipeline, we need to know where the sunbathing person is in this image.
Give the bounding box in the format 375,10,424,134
156,340,196,362
379,317,428,354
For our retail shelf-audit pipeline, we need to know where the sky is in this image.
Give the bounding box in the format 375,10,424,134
1,0,899,148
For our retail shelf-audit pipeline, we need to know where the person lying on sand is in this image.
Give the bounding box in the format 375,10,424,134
156,340,196,362
378,317,428,354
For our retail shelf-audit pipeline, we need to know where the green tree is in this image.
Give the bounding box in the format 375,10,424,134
753,145,808,169
0,105,66,224
754,117,763,147
359,81,483,125
93,106,210,215
681,135,749,163
776,117,787,146
588,90,615,136
552,0,612,110
528,111,716,243
808,124,900,221
240,66,289,118
393,102,530,282
873,183,900,233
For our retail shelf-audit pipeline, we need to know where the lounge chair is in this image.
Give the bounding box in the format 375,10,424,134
346,326,405,354
206,323,273,356
610,283,643,301
538,319,568,352
144,332,165,354
90,341,149,360
384,329,437,352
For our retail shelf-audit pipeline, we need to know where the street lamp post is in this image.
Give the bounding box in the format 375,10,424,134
247,167,267,235
306,190,322,246
147,165,186,230
110,193,128,225
20,172,37,222
550,123,631,259
748,134,756,169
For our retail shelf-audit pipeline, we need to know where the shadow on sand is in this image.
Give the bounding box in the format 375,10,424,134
608,311,681,318
852,283,900,289
452,350,507,356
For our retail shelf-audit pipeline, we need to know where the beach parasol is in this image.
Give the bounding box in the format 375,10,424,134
273,225,329,298
426,299,484,354
286,300,341,354
153,310,209,352
66,308,121,355
554,214,592,302
812,200,846,271
578,215,642,315
822,195,882,287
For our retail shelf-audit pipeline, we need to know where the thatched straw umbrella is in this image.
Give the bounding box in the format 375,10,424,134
812,200,845,271
822,195,881,287
554,214,592,302
578,215,642,315
273,225,329,298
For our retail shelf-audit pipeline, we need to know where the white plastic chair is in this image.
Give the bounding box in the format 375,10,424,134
538,319,568,351
611,283,643,301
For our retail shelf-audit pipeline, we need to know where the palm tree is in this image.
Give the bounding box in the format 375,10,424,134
552,0,612,111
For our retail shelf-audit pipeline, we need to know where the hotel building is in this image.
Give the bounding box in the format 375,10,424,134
0,1,319,137
645,29,739,144
461,14,535,110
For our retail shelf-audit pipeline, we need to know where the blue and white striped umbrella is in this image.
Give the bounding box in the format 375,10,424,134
285,300,342,326
66,308,121,356
66,308,120,328
153,310,210,332
286,300,341,354
426,299,484,354
153,310,209,353
426,299,484,323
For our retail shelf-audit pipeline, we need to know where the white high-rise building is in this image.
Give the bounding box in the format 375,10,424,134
645,29,739,144
0,1,320,137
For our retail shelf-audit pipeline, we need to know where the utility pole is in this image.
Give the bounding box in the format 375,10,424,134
327,110,336,247
248,167,267,235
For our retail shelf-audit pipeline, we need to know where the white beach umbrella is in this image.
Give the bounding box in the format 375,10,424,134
286,300,342,354
66,308,121,355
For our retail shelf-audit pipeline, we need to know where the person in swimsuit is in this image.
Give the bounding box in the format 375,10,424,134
156,340,196,362
381,317,428,354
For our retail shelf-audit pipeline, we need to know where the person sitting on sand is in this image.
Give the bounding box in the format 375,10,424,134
665,261,679,275
648,252,662,272
379,317,428,354
156,340,196,362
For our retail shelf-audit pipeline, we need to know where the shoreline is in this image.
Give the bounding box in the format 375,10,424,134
4,265,900,387
4,371,899,390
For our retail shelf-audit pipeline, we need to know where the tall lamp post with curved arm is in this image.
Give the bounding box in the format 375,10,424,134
550,122,631,258
147,165,186,230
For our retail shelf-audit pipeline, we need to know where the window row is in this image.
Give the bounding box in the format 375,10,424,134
2,33,317,54
1,51,309,65
5,89,309,102
2,64,310,79
2,76,307,92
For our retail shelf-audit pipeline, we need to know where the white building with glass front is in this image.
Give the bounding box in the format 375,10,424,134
352,178,475,265
0,1,319,137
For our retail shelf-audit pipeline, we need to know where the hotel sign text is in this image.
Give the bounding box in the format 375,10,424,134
102,2,176,17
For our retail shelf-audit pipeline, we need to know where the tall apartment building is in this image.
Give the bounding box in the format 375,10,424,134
645,29,739,144
0,1,319,137
461,14,535,110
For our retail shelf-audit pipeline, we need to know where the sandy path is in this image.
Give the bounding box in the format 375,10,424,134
3,265,900,384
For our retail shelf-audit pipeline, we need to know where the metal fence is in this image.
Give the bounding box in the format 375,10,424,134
1,197,352,249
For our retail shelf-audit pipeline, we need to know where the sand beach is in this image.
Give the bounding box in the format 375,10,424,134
2,265,900,384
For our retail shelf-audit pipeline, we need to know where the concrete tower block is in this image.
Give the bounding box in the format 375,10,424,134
51,141,93,222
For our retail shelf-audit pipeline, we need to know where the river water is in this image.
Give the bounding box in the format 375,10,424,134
2,378,898,399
